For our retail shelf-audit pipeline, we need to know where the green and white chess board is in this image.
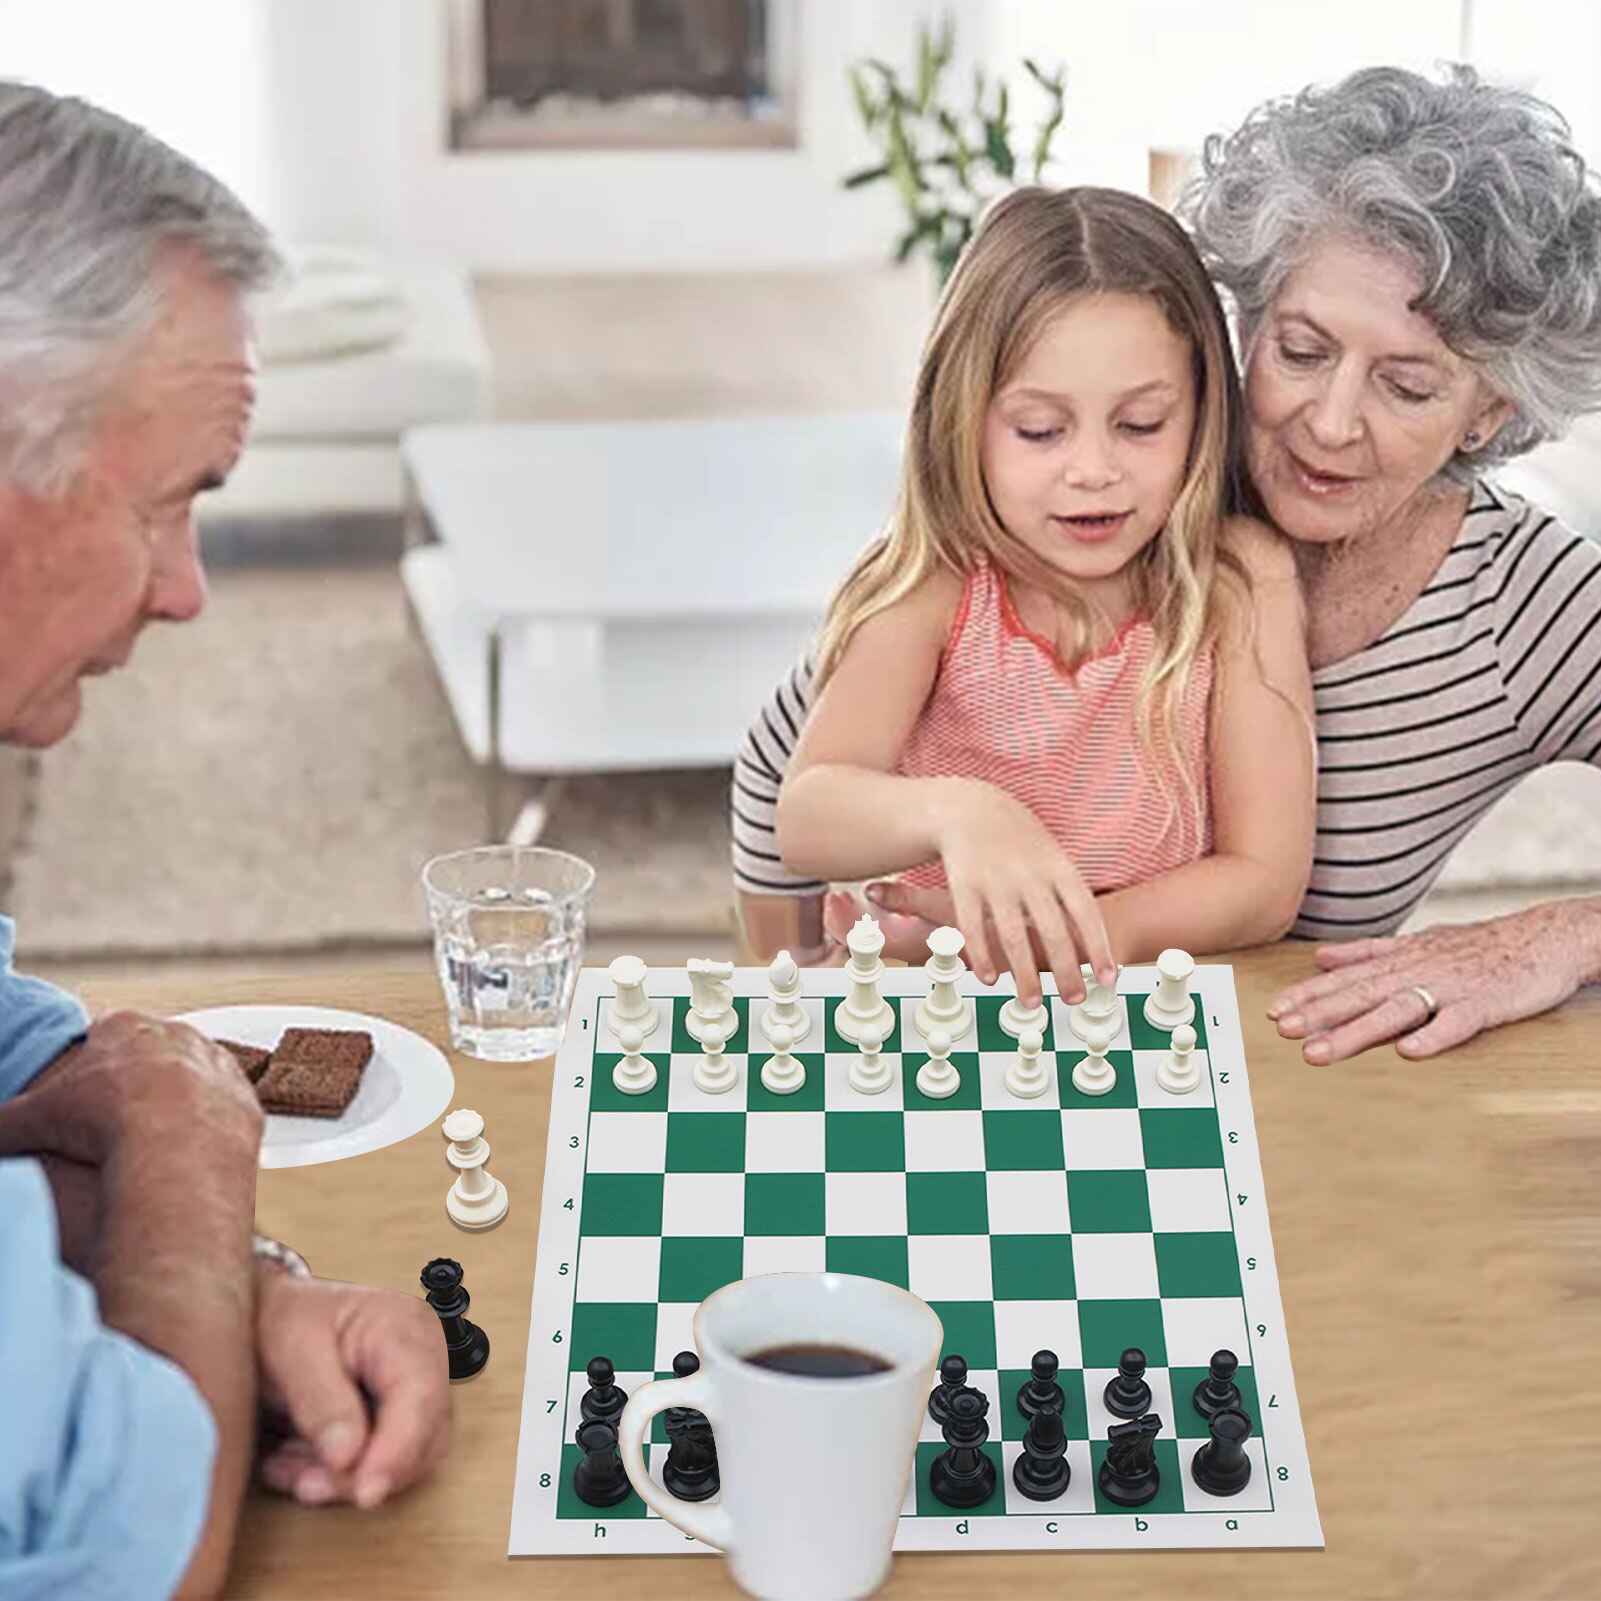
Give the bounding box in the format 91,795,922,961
509,960,1323,1554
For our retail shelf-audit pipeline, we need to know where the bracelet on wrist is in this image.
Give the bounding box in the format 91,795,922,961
252,1232,311,1279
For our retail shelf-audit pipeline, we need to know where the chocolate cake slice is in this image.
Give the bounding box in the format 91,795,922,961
217,1038,272,1085
255,1028,374,1119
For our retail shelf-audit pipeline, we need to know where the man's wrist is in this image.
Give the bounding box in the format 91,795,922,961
251,1233,311,1279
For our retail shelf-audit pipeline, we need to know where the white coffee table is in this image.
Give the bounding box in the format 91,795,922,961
399,413,904,835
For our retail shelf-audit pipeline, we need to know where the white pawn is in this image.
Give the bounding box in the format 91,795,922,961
834,914,895,1046
760,1021,806,1095
442,1108,509,1229
1005,1027,1050,1100
611,1023,657,1095
1071,1042,1117,1097
762,949,810,1048
998,989,1048,1041
914,926,974,1044
916,1028,960,1100
1156,1023,1201,1095
693,1020,738,1095
848,1023,892,1096
606,954,659,1042
1143,947,1197,1031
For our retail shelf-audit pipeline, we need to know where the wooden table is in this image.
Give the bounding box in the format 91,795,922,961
72,947,1601,1599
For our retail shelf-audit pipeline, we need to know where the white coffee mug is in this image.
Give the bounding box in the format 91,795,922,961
617,1272,942,1600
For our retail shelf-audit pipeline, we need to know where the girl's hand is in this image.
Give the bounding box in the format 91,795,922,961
933,780,1116,1008
825,887,941,963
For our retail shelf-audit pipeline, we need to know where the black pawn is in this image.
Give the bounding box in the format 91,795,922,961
663,1350,720,1502
1103,1347,1151,1419
1193,1349,1242,1421
1098,1412,1162,1507
420,1257,489,1380
1191,1406,1253,1497
1016,1349,1065,1421
1011,1406,1071,1502
928,1353,969,1426
572,1418,632,1507
929,1388,997,1509
580,1356,627,1424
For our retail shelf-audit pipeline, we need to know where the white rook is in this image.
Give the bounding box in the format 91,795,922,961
834,915,895,1046
914,926,974,1045
1143,948,1197,1032
606,954,659,1043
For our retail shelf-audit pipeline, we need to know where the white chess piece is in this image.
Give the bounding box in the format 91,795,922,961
848,1023,892,1096
612,1023,657,1095
833,915,895,1046
1004,1027,1050,1100
693,1020,738,1095
686,958,736,1046
1156,1023,1201,1094
1071,1041,1117,1097
442,1108,509,1229
1143,947,1197,1031
998,989,1048,1041
914,926,975,1044
606,954,659,1042
916,1028,960,1100
1069,963,1122,1046
762,949,810,1048
760,1021,805,1094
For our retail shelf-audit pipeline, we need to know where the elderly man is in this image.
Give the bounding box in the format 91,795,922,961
0,85,450,1599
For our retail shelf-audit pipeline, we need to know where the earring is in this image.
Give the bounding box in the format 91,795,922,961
1462,430,1481,449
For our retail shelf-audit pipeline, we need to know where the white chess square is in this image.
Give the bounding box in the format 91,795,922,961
584,1111,668,1174
652,1302,699,1370
907,1234,994,1302
1146,1168,1234,1233
1179,1435,1273,1512
660,1172,746,1237
993,1300,1081,1369
1059,1107,1146,1170
749,994,827,1054
744,1111,826,1173
823,1054,903,1109
593,996,672,1056
985,1169,1071,1235
1161,1296,1250,1367
666,1056,749,1112
743,1235,828,1277
977,1050,1059,1109
920,1369,1002,1443
571,1235,660,1302
824,1171,908,1235
902,1109,987,1172
1132,1047,1215,1107
1049,994,1131,1052
1071,1233,1160,1301
896,993,977,1050
1084,1363,1175,1439
1000,1439,1097,1516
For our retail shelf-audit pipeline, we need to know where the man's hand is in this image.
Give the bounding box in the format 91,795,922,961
255,1268,451,1509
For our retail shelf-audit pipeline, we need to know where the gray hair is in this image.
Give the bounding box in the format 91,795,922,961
1182,63,1601,477
0,81,281,495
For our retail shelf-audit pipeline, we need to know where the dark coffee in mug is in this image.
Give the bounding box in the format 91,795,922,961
742,1342,893,1378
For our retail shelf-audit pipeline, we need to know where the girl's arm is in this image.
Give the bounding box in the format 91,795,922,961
1099,518,1316,962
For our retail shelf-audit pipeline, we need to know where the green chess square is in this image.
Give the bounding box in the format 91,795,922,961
556,1440,650,1520
974,994,1054,1052
1169,1363,1262,1438
982,1109,1066,1171
581,1172,664,1236
913,1439,1006,1516
671,995,750,1055
747,1058,826,1112
927,1300,998,1369
1077,1298,1167,1367
1058,1050,1137,1109
1124,995,1209,1051
901,1053,982,1110
990,1234,1075,1301
1140,1108,1225,1169
664,1112,747,1173
824,1003,901,1054
824,1111,906,1172
567,1301,658,1373
906,1170,988,1234
1066,1170,1151,1233
998,1366,1088,1442
589,1056,670,1112
1089,1437,1184,1515
1154,1232,1243,1298
744,1172,825,1235
826,1235,910,1289
658,1235,744,1303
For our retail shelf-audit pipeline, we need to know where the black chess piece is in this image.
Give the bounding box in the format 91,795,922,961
663,1349,720,1501
1098,1412,1162,1507
1016,1349,1065,1421
1103,1347,1152,1419
420,1257,489,1380
1190,1406,1253,1497
928,1353,969,1426
929,1388,998,1509
572,1418,632,1507
1011,1406,1071,1501
580,1356,627,1424
1192,1349,1243,1420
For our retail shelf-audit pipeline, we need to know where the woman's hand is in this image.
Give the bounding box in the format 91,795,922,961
1269,899,1601,1061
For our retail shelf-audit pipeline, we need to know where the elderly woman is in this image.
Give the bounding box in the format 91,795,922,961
732,63,1601,1064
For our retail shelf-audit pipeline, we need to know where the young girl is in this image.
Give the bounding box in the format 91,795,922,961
761,185,1314,1011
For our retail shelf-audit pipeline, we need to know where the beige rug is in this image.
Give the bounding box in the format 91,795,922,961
8,562,734,960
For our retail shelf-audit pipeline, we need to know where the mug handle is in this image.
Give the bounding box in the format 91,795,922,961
617,1370,735,1551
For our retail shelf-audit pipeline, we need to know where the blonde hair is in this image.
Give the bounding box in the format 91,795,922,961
815,185,1254,815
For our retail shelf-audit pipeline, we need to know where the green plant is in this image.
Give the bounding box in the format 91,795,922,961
844,17,1067,283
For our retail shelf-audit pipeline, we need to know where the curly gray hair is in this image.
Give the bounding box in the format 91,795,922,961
0,81,280,495
1183,63,1601,474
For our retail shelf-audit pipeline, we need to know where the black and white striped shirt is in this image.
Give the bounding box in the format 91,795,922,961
730,480,1601,939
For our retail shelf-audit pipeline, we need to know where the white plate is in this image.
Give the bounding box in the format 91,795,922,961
178,1004,455,1170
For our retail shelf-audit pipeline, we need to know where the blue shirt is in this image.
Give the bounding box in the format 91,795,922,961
0,915,215,1600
